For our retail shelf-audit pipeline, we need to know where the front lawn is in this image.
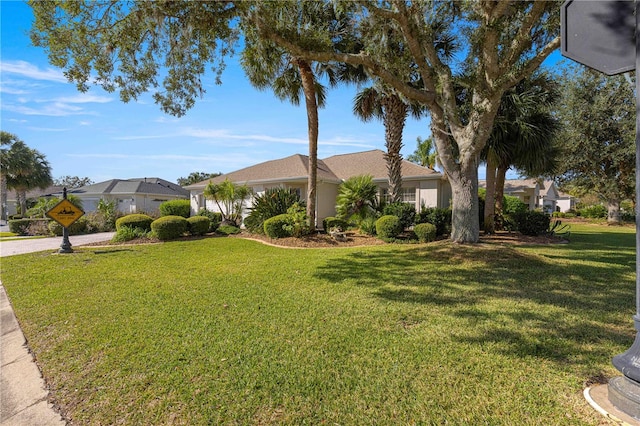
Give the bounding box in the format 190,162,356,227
0,223,635,425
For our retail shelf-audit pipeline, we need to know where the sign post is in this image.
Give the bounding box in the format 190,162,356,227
45,188,84,254
562,0,640,420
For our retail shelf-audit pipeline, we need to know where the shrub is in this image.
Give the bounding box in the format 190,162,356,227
383,202,416,230
245,188,303,234
26,197,60,218
503,195,528,215
359,216,377,236
159,199,191,218
112,226,151,243
48,216,89,236
187,216,210,236
414,223,437,243
264,214,292,238
579,204,607,219
116,214,153,232
376,215,402,240
26,219,52,236
9,218,50,235
282,203,310,238
151,215,188,240
512,210,551,236
217,224,241,235
196,209,222,231
416,207,452,237
85,210,120,233
322,216,350,232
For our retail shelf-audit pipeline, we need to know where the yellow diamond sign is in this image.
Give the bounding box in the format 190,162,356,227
46,199,84,228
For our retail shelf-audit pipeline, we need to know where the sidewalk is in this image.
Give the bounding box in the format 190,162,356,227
1,232,114,425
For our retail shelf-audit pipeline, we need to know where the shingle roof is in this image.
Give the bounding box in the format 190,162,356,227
323,150,439,181
70,178,188,197
4,185,65,201
479,179,539,193
186,150,440,189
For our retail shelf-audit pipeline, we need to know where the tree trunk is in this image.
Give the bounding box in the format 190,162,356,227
295,59,318,229
382,95,407,203
495,164,508,229
0,174,7,221
483,155,498,234
607,198,621,224
17,189,27,216
450,163,480,243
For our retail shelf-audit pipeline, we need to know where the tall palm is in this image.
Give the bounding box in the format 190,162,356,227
2,135,53,216
407,136,439,170
353,85,422,203
241,2,355,229
482,72,559,233
0,131,17,221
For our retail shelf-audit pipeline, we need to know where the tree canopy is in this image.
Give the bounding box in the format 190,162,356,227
555,65,635,223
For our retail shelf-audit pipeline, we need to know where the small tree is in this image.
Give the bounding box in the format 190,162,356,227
336,175,379,225
203,179,251,226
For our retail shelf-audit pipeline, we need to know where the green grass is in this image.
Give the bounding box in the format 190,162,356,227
1,223,636,425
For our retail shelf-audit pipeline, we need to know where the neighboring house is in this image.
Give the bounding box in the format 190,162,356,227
68,178,189,215
478,179,563,213
556,190,577,213
2,185,64,218
185,149,452,228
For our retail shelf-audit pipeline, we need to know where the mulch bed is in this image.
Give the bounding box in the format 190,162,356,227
84,230,567,249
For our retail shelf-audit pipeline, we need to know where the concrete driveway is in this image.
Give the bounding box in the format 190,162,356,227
0,232,115,257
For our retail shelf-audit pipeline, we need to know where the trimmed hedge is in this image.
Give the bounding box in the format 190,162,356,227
187,216,210,236
151,215,188,240
414,223,437,243
196,209,222,231
115,214,153,232
159,199,191,218
48,217,89,236
512,210,550,236
264,214,292,238
322,216,349,232
376,215,402,239
383,202,416,230
9,218,50,236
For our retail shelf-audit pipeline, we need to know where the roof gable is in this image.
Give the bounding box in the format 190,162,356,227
71,178,188,197
322,149,439,181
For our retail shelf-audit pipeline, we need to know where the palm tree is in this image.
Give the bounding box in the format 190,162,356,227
407,136,438,170
1,133,53,217
353,85,422,204
335,174,379,223
482,72,559,233
241,2,356,230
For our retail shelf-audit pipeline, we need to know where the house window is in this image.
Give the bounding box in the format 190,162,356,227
382,187,416,206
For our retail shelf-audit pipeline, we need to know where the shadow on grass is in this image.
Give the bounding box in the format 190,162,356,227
313,229,636,371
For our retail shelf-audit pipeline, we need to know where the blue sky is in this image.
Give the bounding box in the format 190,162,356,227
1,1,561,185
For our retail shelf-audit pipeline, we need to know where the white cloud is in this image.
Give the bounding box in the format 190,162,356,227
2,102,93,117
0,60,67,83
51,94,112,104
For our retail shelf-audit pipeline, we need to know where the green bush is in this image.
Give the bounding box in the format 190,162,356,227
282,203,310,238
151,215,188,240
578,204,607,219
359,216,377,236
112,226,151,243
264,214,292,238
512,210,551,236
383,202,416,230
416,207,451,236
376,215,402,240
187,216,210,236
159,199,191,218
196,209,222,231
115,214,153,232
503,195,528,215
322,216,349,232
48,217,89,236
217,224,240,235
414,223,437,243
244,188,303,234
9,218,51,235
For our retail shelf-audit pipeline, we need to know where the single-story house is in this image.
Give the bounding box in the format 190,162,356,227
478,179,566,213
185,149,452,228
68,178,189,215
556,190,577,213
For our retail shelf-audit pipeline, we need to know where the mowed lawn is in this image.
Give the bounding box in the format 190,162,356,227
0,223,635,425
